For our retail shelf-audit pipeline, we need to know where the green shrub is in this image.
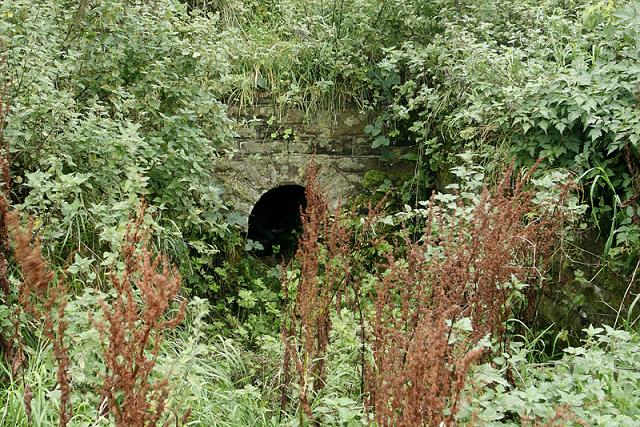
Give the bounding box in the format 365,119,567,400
1,0,233,278
460,325,640,425
373,0,640,259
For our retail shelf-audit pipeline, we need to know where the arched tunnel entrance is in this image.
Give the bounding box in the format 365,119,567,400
247,185,306,258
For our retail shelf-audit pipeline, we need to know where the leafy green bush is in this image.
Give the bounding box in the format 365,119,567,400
460,325,640,425
373,0,640,258
1,0,233,277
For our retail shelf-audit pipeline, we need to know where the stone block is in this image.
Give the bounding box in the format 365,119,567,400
239,141,287,155
287,142,313,154
313,110,335,127
253,104,275,118
298,123,331,138
335,110,368,136
281,108,305,124
351,137,375,156
234,124,258,139
306,138,333,155
358,156,380,171
335,157,366,173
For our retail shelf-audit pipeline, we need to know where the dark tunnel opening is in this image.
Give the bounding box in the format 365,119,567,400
247,185,306,258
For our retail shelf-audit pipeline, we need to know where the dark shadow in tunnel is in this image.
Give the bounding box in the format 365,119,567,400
247,185,306,259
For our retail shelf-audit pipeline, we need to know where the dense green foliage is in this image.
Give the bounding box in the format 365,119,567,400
196,0,640,259
378,0,640,256
462,325,640,425
1,0,640,425
2,0,234,282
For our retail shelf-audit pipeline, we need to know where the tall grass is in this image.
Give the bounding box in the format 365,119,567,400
0,342,60,427
159,301,283,426
0,300,286,426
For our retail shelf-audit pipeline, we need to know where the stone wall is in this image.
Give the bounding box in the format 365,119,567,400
212,101,383,226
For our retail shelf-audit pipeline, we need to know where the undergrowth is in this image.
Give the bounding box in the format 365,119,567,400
0,0,639,425
277,160,570,424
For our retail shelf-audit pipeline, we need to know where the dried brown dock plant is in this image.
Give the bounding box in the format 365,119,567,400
281,162,359,423
367,166,564,426
94,205,186,426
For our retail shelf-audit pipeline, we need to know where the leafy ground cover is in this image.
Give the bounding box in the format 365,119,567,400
1,0,640,425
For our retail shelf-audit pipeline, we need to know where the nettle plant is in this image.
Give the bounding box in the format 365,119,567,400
367,0,640,261
393,153,585,234
1,0,234,283
459,325,640,425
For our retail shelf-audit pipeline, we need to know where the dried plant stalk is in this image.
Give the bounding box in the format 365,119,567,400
94,205,186,426
281,162,385,423
2,205,72,426
367,166,564,426
0,54,11,301
281,162,356,422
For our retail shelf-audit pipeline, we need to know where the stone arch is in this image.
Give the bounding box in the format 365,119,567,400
210,101,412,231
246,184,306,256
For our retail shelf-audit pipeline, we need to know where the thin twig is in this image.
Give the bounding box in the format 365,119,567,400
614,258,640,328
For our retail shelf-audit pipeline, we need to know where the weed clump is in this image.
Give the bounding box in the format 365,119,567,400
368,166,564,425
284,162,566,425
93,205,187,426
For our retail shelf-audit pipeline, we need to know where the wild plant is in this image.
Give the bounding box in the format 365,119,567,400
281,161,566,424
280,160,390,423
0,78,72,426
366,165,565,426
1,201,71,426
93,204,188,426
0,56,11,340
280,163,355,423
6,207,72,426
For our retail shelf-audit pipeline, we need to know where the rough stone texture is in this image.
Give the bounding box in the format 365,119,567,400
212,102,384,227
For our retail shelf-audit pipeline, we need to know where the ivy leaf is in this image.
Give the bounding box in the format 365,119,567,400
372,135,390,148
364,124,381,137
